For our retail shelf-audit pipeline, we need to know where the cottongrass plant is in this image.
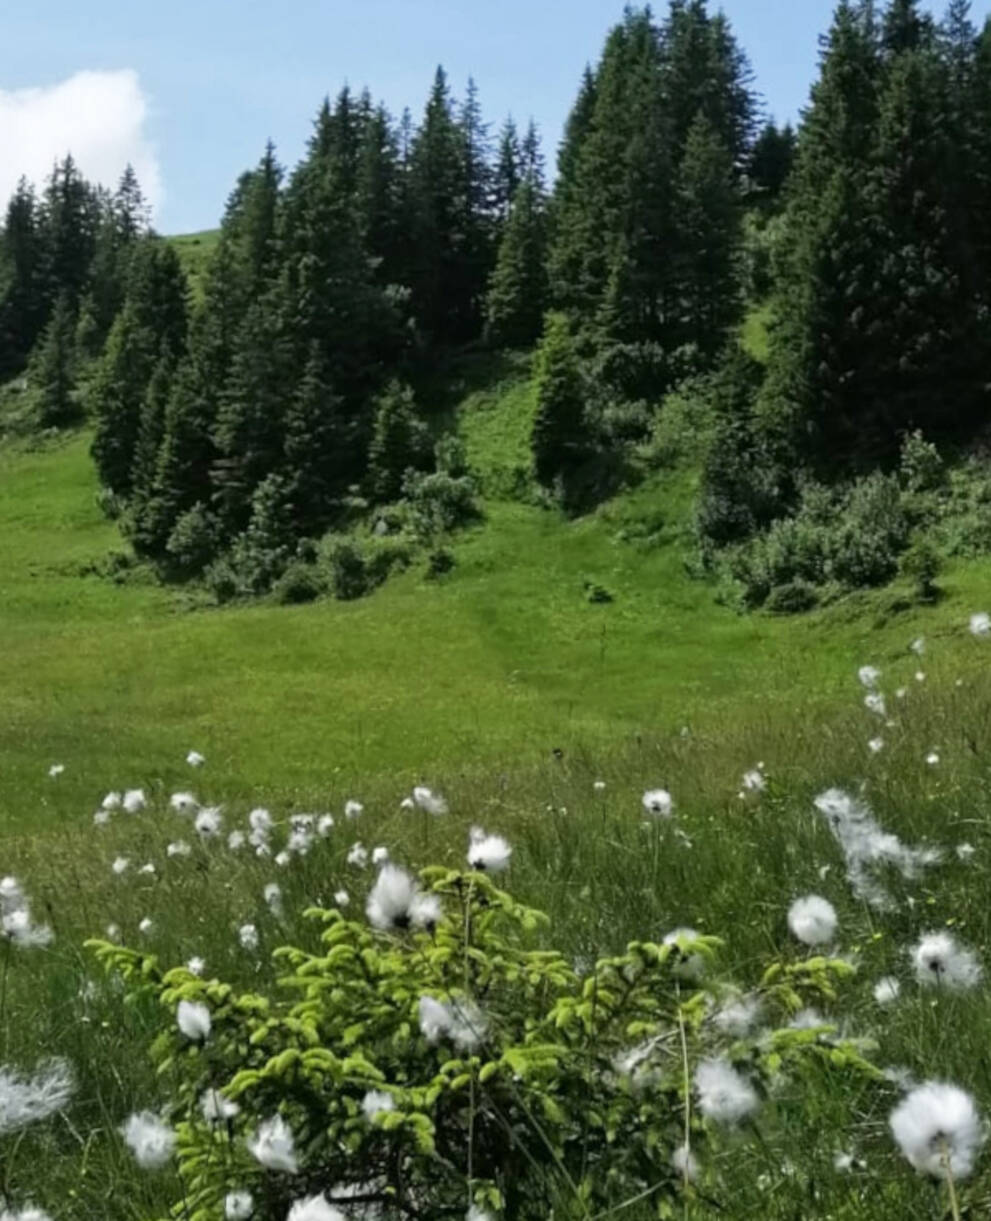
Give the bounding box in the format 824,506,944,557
890,1083,984,1219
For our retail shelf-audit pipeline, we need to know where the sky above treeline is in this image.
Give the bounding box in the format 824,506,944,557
2,0,989,235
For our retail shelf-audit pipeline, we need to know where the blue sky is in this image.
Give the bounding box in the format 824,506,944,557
2,1,989,234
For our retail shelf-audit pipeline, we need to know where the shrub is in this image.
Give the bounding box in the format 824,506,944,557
426,547,455,579
402,469,480,541
272,560,326,605
326,538,370,601
204,557,239,605
765,579,819,614
900,538,942,602
89,869,876,1221
899,430,944,494
165,503,221,578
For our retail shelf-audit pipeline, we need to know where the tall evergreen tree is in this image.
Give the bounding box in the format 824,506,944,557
531,312,587,489
367,380,430,502
0,179,44,375
39,155,98,309
33,291,78,427
493,117,522,220
485,164,549,347
282,343,346,528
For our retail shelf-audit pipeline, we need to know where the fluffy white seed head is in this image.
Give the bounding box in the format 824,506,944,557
672,1142,699,1182
858,665,881,689
367,865,421,931
970,612,990,637
642,788,673,817
122,788,146,814
345,800,364,820
169,791,199,815
248,1114,298,1173
112,856,130,876
467,830,512,873
788,895,838,946
120,1111,175,1169
713,994,762,1037
200,1088,239,1124
864,692,886,717
911,932,982,990
873,976,902,1005
361,1090,395,1121
177,1000,211,1042
238,923,259,952
412,786,448,815
224,1192,254,1221
286,1197,344,1221
695,1058,759,1124
186,750,205,767
663,927,706,981
890,1082,984,1179
0,1059,73,1137
195,806,223,838
101,791,122,811
347,842,369,868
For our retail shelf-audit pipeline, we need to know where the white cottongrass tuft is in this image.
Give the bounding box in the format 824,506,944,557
467,1208,495,1221
227,830,246,850
120,1111,175,1169
0,1059,73,1136
347,842,369,868
642,788,673,817
195,806,223,838
418,994,486,1050
372,846,390,865
467,828,512,873
890,1082,984,1180
957,843,976,862
102,791,122,810
868,737,884,755
286,1197,344,1221
122,788,146,814
926,751,940,767
593,779,606,791
0,879,53,950
663,927,706,980
361,1090,395,1121
367,865,440,931
93,808,111,827
249,1113,298,1173
47,763,64,778
318,814,334,835
112,856,130,875
694,1058,759,1124
409,892,442,930
200,1088,239,1124
713,994,762,1037
139,863,156,876
858,665,881,689
264,883,283,917
671,1142,699,1183
344,799,364,820
400,796,415,811
814,788,941,911
176,1000,211,1042
334,889,350,908
412,786,448,815
238,923,259,952
138,917,154,935
274,851,291,868
167,840,191,858
224,1192,254,1221
969,612,990,637
787,896,838,947
741,767,766,793
864,692,886,717
911,637,926,656
915,670,926,683
0,1206,54,1220
911,931,982,990
186,956,205,976
873,976,902,1005
169,791,198,815
186,750,205,767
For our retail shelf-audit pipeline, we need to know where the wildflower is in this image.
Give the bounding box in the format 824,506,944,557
249,1114,298,1173
287,1197,344,1221
412,786,448,815
0,1059,73,1136
367,865,419,931
317,814,334,835
347,842,369,868
186,956,205,976
139,863,156,876
956,843,976,862
874,976,901,1005
361,1090,395,1121
120,1111,175,1169
186,750,205,767
788,896,838,946
169,792,198,815
112,856,129,876
93,809,111,827
177,1000,211,1042
911,637,926,656
969,612,990,637
467,829,512,873
238,923,259,952
642,788,673,817
741,768,766,793
123,788,146,814
814,788,941,911
868,738,884,755
713,994,762,1037
864,692,886,717
195,806,223,838
275,851,291,868
167,840,191,858
1,906,53,950
345,800,364,820
102,791,122,810
334,889,350,908
225,1193,254,1221
227,830,246,851
249,807,272,835
47,763,64,778
672,1143,699,1183
926,751,940,766
833,1151,861,1173
264,883,283,917
695,1058,759,1124
858,665,881,689
911,932,982,990
201,1088,239,1124
372,846,390,865
138,917,153,935
663,927,706,980
890,1082,983,1179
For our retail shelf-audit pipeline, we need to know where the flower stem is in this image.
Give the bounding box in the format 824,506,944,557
940,1140,961,1221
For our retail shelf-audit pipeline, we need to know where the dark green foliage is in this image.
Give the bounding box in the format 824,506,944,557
485,169,548,347
0,179,46,375
32,292,78,427
367,381,431,503
164,502,221,578
748,121,797,202
900,536,943,600
531,312,588,491
272,559,326,604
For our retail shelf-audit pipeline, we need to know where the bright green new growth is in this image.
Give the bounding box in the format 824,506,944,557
89,870,876,1220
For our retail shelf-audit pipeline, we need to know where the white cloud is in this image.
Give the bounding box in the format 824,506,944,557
0,70,162,220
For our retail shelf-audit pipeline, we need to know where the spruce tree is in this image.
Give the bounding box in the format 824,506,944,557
283,344,346,529
39,155,98,310
485,175,549,347
367,381,430,502
33,292,78,427
0,179,44,375
493,117,522,220
531,312,587,490
748,122,797,202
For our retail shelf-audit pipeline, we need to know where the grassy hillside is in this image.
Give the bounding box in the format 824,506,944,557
168,227,220,300
5,364,991,1217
